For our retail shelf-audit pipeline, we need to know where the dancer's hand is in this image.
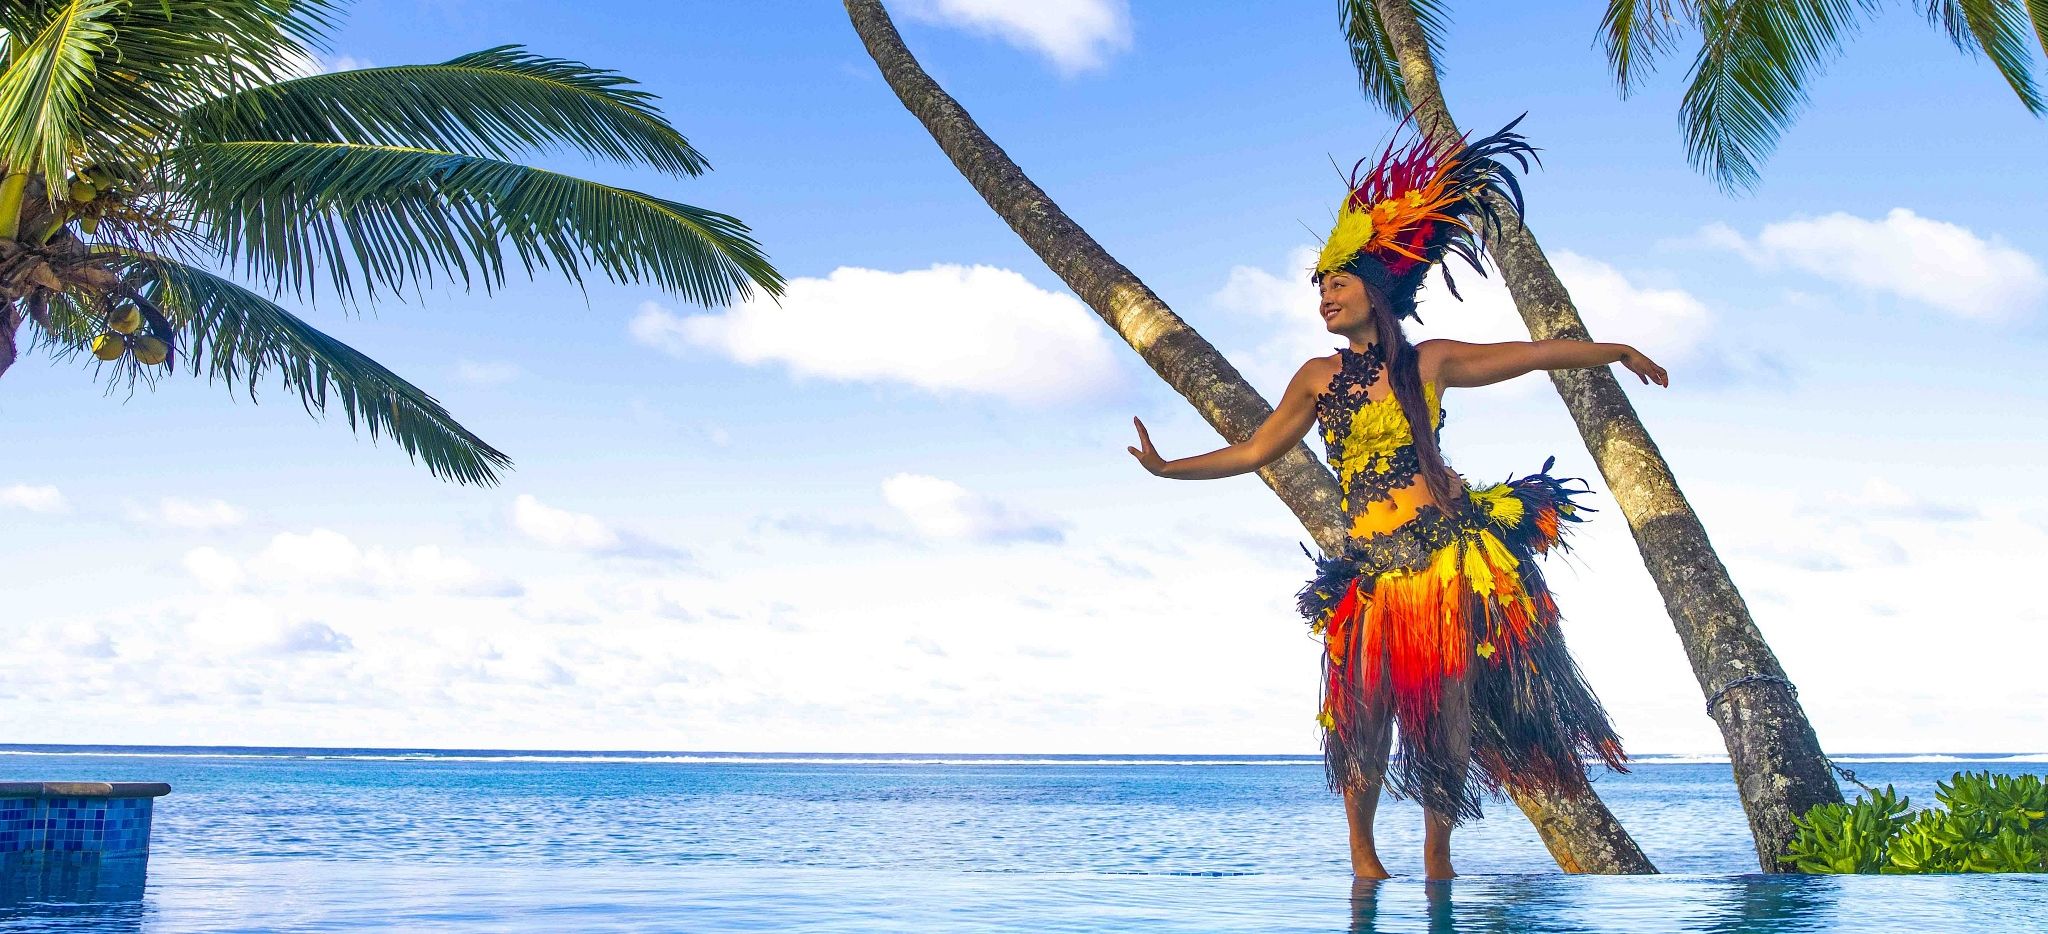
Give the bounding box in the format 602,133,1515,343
1619,348,1668,387
1127,417,1168,476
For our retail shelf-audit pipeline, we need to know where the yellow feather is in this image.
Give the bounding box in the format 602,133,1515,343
1462,539,1496,596
1479,531,1521,575
1470,484,1524,528
1317,205,1375,274
1432,541,1463,584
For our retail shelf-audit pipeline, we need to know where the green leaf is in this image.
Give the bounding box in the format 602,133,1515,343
170,140,783,306
1924,0,2047,114
113,251,512,485
1339,0,1453,117
1678,0,1882,192
0,0,121,185
1783,784,1910,873
180,45,710,175
1599,0,1697,95
0,0,341,186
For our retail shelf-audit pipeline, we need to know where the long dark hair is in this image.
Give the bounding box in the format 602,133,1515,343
1364,284,1465,512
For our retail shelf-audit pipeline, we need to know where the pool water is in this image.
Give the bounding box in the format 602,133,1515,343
0,747,2041,932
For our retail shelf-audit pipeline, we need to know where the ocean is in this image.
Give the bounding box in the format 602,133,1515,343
1,746,2043,932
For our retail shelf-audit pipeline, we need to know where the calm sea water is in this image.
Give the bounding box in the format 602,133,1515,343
1,746,2044,932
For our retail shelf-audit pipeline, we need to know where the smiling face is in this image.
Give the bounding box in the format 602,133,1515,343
1316,270,1375,335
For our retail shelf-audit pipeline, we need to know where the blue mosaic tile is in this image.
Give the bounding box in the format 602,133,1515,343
0,797,155,860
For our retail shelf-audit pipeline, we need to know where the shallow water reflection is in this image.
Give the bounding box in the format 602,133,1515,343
0,859,146,934
0,859,2037,934
1335,872,2047,934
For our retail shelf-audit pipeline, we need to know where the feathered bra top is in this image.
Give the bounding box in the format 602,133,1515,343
1315,344,1445,512
1313,116,1538,320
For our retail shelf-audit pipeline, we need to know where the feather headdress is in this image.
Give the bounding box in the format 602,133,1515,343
1314,116,1537,319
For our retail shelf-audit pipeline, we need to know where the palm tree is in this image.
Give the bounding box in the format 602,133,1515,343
844,0,1656,874
1344,0,1842,871
0,0,782,484
1597,0,2048,190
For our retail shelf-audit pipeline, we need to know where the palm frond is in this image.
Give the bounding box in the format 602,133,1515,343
1599,0,1698,94
1923,0,2046,113
2033,0,2048,69
0,1,340,180
181,45,708,175
107,250,511,485
171,140,782,306
23,282,112,362
1680,0,1880,192
1339,0,1453,117
0,0,121,184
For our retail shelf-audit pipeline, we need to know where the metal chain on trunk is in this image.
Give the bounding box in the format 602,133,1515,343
1706,674,1878,797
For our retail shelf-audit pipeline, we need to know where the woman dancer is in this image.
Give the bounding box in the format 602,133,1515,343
1127,120,1667,879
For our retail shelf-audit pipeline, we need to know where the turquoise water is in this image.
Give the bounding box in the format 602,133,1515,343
1,747,2044,931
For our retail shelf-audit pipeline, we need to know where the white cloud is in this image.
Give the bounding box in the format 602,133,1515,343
1823,478,1979,523
631,265,1121,405
1,483,66,513
271,621,354,655
453,359,522,386
882,473,1065,545
230,529,519,597
183,547,245,593
1700,209,2046,319
513,495,619,551
511,495,685,561
138,497,246,530
1549,253,1714,361
283,50,372,78
899,0,1132,73
1212,247,1320,321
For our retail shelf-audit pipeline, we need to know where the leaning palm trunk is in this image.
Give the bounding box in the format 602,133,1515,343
1370,0,1842,872
844,0,1654,875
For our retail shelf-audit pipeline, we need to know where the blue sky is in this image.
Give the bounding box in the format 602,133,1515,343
3,0,2046,755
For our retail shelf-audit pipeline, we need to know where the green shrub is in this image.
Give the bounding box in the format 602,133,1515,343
1782,771,2048,874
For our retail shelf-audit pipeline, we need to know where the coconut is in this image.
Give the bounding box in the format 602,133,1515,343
91,333,126,361
107,306,142,335
68,179,97,203
133,337,170,366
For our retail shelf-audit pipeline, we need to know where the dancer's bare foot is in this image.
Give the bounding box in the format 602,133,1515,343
1350,852,1391,880
1343,784,1391,879
1422,810,1457,880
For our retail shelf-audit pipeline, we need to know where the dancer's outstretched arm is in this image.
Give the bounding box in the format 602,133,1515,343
1421,339,1669,389
1128,360,1325,479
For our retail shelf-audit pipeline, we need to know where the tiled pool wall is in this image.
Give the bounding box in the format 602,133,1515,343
0,795,155,862
0,782,168,901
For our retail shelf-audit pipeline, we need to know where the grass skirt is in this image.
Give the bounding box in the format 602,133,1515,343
1296,461,1626,823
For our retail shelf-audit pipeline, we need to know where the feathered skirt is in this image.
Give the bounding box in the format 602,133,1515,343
1296,460,1626,823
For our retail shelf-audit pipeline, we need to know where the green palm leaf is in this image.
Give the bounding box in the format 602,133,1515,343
0,3,782,486
181,45,709,175
1924,0,2046,113
113,251,511,485
0,0,121,184
0,0,339,181
1680,0,1878,192
1340,0,1453,116
1600,0,1697,94
2033,0,2048,69
171,140,783,306
1605,0,2047,191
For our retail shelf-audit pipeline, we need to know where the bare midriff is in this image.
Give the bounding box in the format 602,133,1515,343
1346,481,1440,542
